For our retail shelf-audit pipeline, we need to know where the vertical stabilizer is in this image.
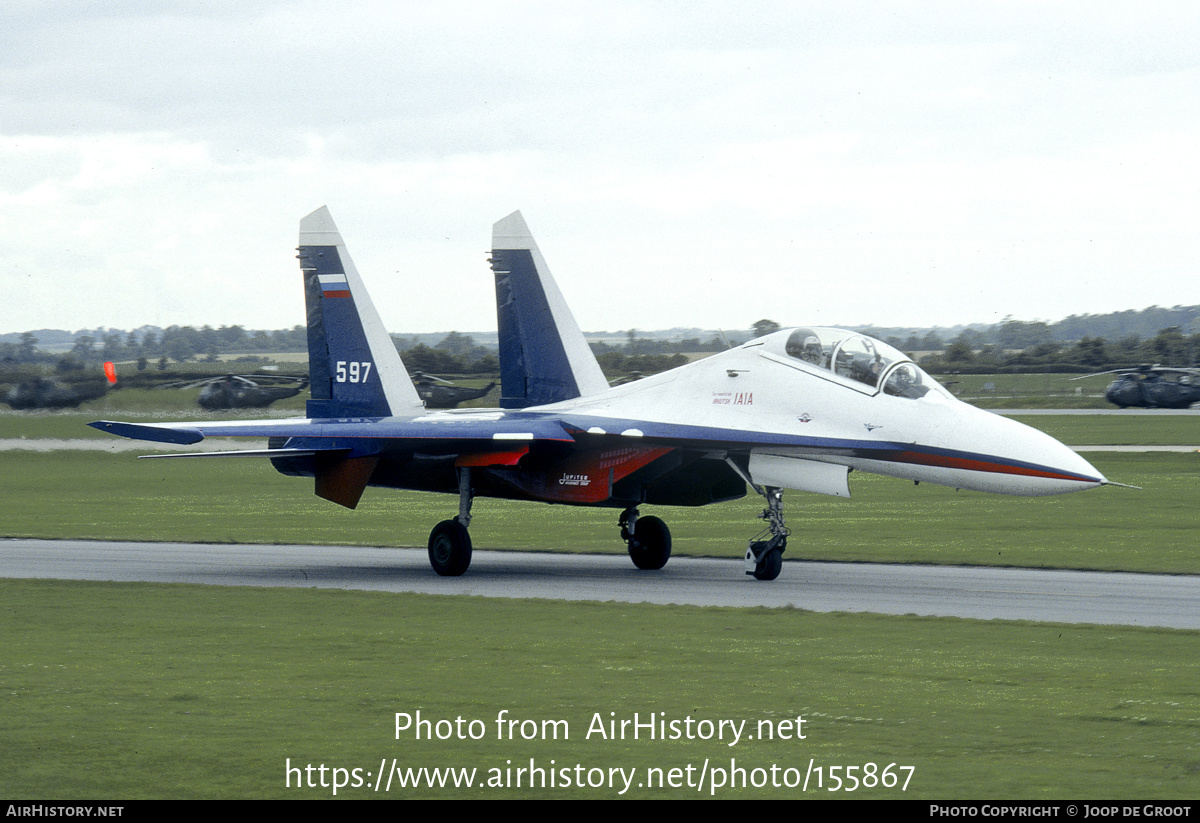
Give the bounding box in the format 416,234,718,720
298,207,424,418
490,211,609,408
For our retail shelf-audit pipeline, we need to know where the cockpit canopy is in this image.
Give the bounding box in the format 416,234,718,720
781,327,950,400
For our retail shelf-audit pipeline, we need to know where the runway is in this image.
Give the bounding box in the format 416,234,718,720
4,538,1198,630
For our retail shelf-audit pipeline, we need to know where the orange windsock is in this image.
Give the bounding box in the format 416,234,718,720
103,361,117,384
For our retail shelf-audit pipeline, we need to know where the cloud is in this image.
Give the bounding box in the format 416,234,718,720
3,1,1199,334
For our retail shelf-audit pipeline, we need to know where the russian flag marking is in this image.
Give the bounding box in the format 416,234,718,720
318,274,350,298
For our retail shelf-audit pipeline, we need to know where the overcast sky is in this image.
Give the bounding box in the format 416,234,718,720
3,1,1198,337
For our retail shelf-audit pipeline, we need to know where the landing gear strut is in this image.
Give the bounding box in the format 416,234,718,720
428,468,473,576
744,485,788,581
620,507,671,570
722,458,791,581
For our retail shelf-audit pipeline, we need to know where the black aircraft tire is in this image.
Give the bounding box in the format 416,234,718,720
628,515,671,571
753,548,783,581
428,520,472,577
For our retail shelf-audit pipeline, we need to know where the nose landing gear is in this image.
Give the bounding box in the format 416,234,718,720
744,485,788,581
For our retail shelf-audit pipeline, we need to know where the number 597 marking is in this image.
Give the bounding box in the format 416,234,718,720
335,361,372,383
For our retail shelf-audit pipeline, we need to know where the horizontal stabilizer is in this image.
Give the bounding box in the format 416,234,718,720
90,420,203,445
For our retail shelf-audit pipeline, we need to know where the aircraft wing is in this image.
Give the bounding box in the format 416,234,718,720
88,414,578,450
90,412,583,511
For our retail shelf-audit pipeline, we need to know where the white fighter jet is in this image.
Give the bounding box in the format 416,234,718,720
92,208,1108,580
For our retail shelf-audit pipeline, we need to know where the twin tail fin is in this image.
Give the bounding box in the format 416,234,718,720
298,207,424,418
490,211,608,408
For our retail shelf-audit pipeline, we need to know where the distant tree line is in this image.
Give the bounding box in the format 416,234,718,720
0,326,310,373
0,326,508,375
6,304,1199,377
392,332,499,374
916,326,1199,374
393,331,695,377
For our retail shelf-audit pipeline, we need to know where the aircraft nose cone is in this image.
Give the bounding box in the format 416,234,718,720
1049,435,1107,485
913,402,1107,496
989,411,1107,495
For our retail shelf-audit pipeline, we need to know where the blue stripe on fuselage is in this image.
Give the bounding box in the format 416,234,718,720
546,413,1103,484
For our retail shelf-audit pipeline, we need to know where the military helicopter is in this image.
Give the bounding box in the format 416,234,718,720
2,375,109,410
408,372,496,409
1078,364,1200,409
159,373,309,410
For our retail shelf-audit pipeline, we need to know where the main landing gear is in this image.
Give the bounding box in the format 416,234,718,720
620,507,672,570
744,485,789,581
720,457,790,581
428,467,788,581
428,468,473,576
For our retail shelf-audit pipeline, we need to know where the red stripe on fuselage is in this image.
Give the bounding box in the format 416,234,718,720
455,447,529,467
891,450,1093,482
488,445,676,504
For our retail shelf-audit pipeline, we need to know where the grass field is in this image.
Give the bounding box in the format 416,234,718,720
1006,414,1200,446
939,372,1114,408
3,579,1200,799
2,409,1199,799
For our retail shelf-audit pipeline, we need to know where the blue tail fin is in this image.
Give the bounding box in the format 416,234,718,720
490,211,608,408
298,207,424,418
